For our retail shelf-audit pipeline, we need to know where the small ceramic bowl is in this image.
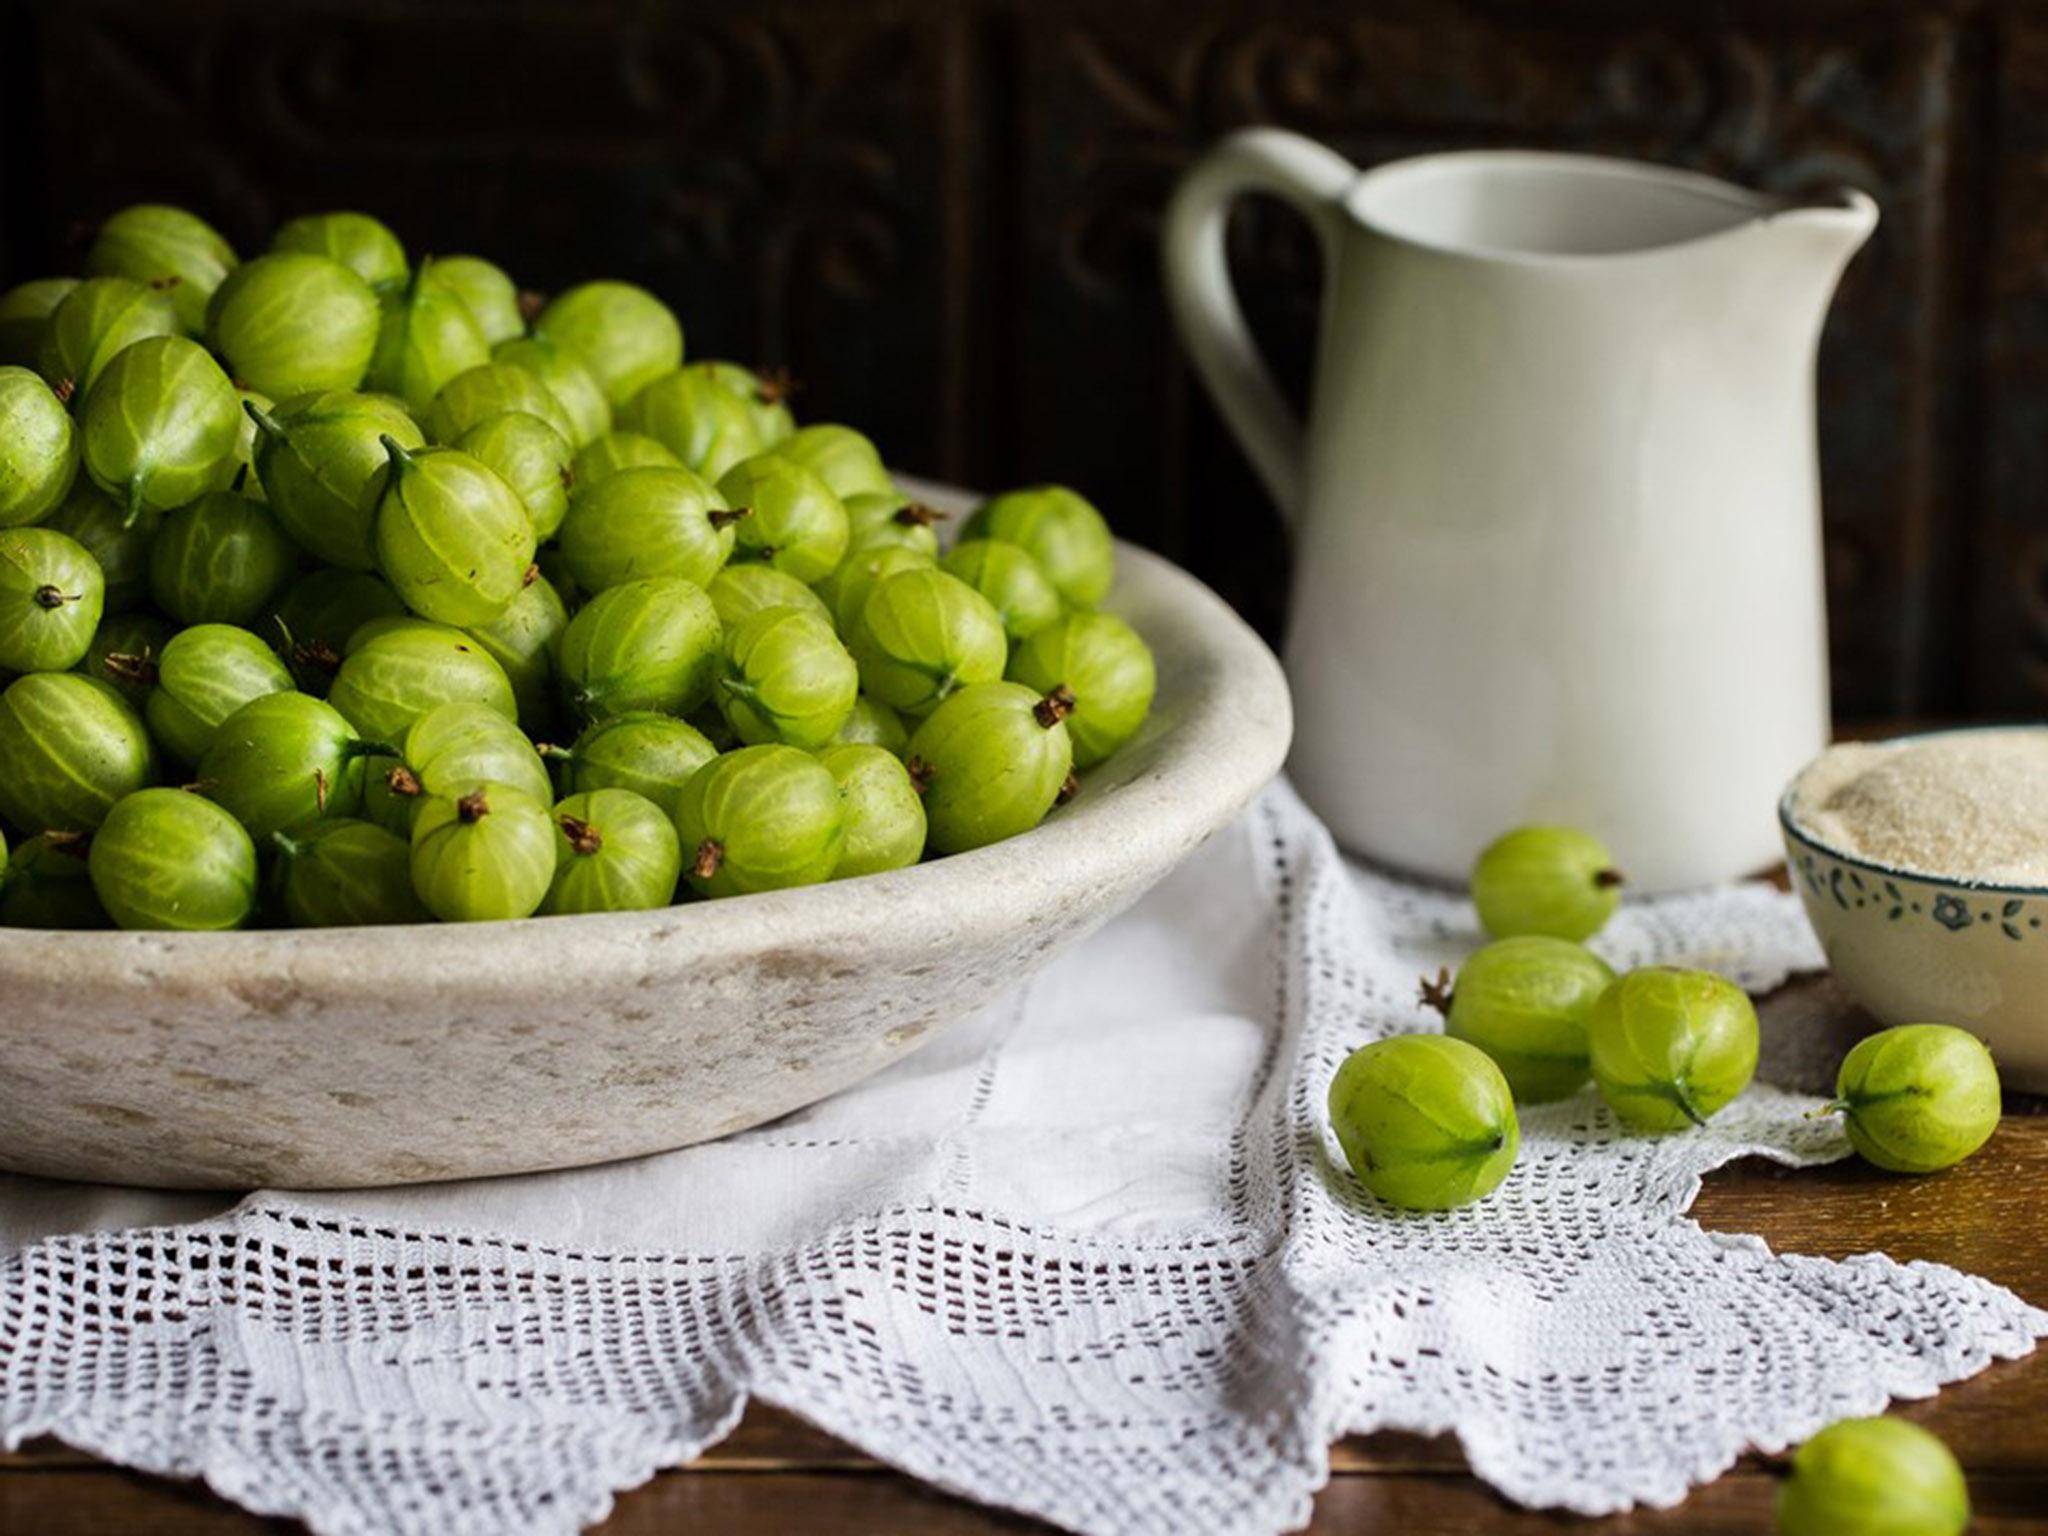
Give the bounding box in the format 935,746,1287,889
1780,730,2048,1091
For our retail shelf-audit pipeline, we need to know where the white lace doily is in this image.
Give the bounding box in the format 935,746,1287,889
3,782,2042,1536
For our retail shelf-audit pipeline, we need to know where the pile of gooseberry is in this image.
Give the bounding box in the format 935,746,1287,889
1329,825,2005,1215
0,204,1159,931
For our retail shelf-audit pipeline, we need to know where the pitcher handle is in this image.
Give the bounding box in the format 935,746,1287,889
1162,128,1358,523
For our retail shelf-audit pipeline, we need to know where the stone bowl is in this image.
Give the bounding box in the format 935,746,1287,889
0,536,1291,1189
1780,728,2048,1092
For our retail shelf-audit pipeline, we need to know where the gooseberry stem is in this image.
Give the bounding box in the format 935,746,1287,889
1805,1099,1851,1120
708,507,753,529
244,400,287,441
101,651,160,686
692,839,724,880
559,814,604,856
380,433,416,472
1033,685,1077,729
121,478,147,530
1417,968,1454,1016
1056,771,1079,806
1595,867,1626,890
270,830,306,859
456,790,492,824
31,585,74,610
535,743,575,763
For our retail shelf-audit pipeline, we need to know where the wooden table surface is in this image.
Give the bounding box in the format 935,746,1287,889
3,982,2044,1534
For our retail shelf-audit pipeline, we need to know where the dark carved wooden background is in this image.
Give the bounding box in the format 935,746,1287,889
3,0,2045,720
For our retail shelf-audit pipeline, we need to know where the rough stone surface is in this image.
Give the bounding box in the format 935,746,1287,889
0,537,1291,1188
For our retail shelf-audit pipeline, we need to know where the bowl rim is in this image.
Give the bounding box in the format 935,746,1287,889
1778,723,2048,897
0,535,1293,986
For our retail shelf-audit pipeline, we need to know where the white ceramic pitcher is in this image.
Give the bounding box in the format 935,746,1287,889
1163,129,1877,890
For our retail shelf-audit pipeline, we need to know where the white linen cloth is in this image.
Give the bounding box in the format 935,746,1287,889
3,781,2043,1536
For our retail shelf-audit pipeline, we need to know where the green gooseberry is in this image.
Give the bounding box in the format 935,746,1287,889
366,698,554,834
139,622,296,766
844,491,944,560
816,544,933,635
718,452,849,583
541,711,717,806
1587,966,1759,1131
832,694,909,756
493,336,610,447
1420,936,1616,1104
267,567,406,691
371,437,536,627
39,481,155,613
83,203,238,332
1776,1416,1968,1536
962,485,1116,609
327,619,516,745
270,818,430,928
410,780,558,922
1471,826,1625,942
365,258,492,414
198,690,387,840
534,281,683,407
696,360,797,442
0,527,105,673
0,673,158,831
1816,1024,2002,1174
906,681,1073,854
0,278,78,368
851,566,1008,717
464,571,568,732
82,610,174,708
248,390,424,570
673,744,845,897
569,430,681,496
148,487,299,627
943,539,1063,647
1006,610,1157,769
206,251,381,400
1327,1033,1520,1211
0,367,80,528
556,464,741,593
456,411,573,541
557,576,722,719
775,424,895,501
272,210,408,291
423,255,525,347
818,743,925,878
88,786,258,931
541,787,682,915
617,366,769,482
82,335,240,523
715,606,857,749
0,830,109,929
37,276,183,400
707,562,830,631
424,360,577,445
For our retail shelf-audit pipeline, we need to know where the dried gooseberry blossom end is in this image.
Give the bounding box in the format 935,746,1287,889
692,840,724,880
1417,967,1454,1015
560,815,604,856
1033,685,1077,729
457,790,492,824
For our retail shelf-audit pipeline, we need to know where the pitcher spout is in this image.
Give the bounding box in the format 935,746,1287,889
1762,184,1880,270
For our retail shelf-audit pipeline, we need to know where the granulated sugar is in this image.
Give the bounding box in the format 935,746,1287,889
1791,728,2048,884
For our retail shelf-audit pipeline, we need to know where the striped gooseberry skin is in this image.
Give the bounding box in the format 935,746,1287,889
707,562,829,632
409,779,558,923
905,681,1072,856
327,619,517,748
197,691,382,842
0,672,158,833
206,251,381,402
425,361,576,446
457,411,573,542
535,281,684,409
83,203,239,332
541,787,682,916
271,211,408,292
366,259,492,416
816,544,932,637
493,337,610,449
147,488,298,628
1327,1034,1520,1212
569,431,681,499
774,423,895,502
1586,966,1759,1132
87,787,258,932
0,829,111,929
616,368,766,483
717,451,849,584
249,391,424,572
81,335,241,522
556,576,722,721
850,566,1008,718
271,818,430,929
830,695,909,757
371,440,535,628
0,526,104,673
546,711,718,807
960,484,1115,610
1005,610,1157,770
817,743,925,879
36,277,181,399
0,364,79,528
143,622,296,766
714,605,857,750
942,538,1064,648
462,572,569,734
42,481,158,613
555,465,738,595
672,744,845,898
421,256,523,348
